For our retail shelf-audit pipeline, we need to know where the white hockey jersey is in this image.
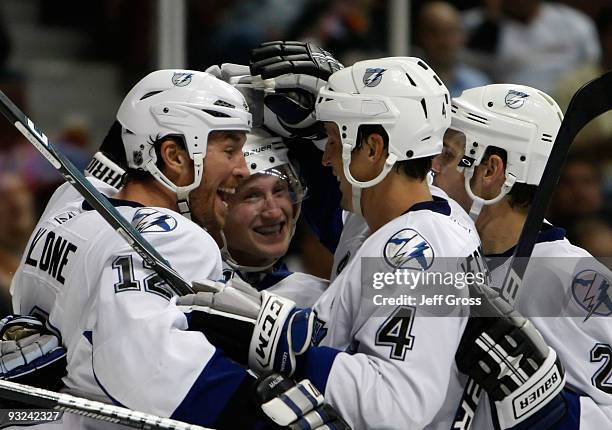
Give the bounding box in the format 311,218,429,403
10,179,257,428
222,261,328,308
471,227,612,429
304,198,484,429
330,185,475,282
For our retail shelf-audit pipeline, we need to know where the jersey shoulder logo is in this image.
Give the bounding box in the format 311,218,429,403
571,269,612,317
132,208,178,233
383,228,434,270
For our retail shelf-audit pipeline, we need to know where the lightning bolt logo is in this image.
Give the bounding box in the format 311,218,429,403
384,228,434,270
363,68,386,87
171,72,193,87
572,270,612,321
132,208,177,233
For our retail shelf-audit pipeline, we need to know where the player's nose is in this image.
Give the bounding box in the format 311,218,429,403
234,156,250,180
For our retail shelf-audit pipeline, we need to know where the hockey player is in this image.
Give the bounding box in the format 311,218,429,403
431,83,612,428
220,128,330,308
178,57,567,429
7,70,348,429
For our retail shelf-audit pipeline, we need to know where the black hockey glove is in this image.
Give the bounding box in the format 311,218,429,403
255,373,350,429
456,285,566,429
249,41,343,141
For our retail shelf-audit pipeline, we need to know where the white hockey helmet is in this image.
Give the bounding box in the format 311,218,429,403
116,69,252,218
224,128,306,272
315,57,451,214
450,84,563,218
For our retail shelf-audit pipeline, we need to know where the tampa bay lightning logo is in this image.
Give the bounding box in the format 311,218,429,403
171,72,193,87
384,228,434,270
504,89,529,109
363,68,386,87
571,270,612,317
132,208,177,233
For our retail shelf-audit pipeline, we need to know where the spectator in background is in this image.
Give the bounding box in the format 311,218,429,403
415,1,490,97
287,0,385,64
549,155,610,236
0,174,35,316
554,7,612,146
571,217,612,263
463,0,600,93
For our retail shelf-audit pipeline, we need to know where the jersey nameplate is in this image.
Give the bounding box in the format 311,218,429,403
25,227,78,284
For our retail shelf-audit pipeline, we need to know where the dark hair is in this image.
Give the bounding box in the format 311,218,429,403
124,133,188,184
482,146,536,209
356,124,432,181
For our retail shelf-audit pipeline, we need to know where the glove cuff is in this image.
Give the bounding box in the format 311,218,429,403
249,291,296,374
493,347,565,429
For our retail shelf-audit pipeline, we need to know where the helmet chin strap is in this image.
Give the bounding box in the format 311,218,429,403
341,143,397,217
147,153,204,220
463,166,517,221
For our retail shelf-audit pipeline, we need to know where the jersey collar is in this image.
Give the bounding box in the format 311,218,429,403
402,196,451,217
486,224,567,259
82,198,144,211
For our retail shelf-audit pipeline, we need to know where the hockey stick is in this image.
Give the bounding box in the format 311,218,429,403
0,91,193,297
0,379,211,429
452,71,612,429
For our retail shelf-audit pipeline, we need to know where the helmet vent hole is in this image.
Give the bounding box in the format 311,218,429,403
421,136,431,141
214,100,236,109
433,75,443,86
420,98,428,119
342,125,347,131
140,91,163,100
406,150,414,158
163,107,169,113
520,156,526,161
444,93,449,104
405,73,417,86
269,157,275,163
487,102,494,107
250,163,257,169
417,61,429,70
202,109,230,118
541,134,553,143
342,133,347,138
467,112,488,124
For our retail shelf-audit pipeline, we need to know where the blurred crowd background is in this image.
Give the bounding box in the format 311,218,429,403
0,0,610,315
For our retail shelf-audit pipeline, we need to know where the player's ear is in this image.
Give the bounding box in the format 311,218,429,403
159,139,192,185
365,133,385,163
482,154,505,187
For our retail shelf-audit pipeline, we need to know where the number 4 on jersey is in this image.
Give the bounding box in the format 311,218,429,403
376,306,416,360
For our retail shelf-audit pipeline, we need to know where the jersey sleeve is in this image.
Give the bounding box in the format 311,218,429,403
86,220,260,427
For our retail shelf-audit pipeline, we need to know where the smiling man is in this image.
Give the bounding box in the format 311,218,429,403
8,70,349,430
